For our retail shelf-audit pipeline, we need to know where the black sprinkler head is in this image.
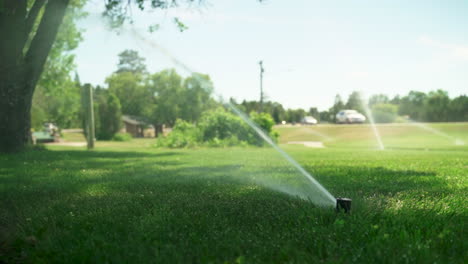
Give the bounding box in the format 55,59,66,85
336,198,352,213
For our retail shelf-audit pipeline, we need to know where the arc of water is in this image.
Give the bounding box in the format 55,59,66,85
409,120,465,146
359,91,385,150
129,27,337,206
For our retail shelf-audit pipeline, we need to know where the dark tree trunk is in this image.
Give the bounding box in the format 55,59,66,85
0,77,33,152
154,124,163,137
0,0,70,152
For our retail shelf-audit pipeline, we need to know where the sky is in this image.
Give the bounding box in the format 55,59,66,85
74,0,468,110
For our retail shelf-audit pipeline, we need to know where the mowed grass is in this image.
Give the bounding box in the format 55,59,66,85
275,122,468,150
1,123,467,263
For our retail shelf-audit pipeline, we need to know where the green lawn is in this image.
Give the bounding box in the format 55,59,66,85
275,122,468,150
1,123,467,263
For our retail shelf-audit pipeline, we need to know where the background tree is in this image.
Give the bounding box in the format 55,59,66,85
329,94,345,123
371,104,398,123
270,102,285,123
0,0,235,152
448,95,468,122
96,91,122,139
106,71,151,116
0,0,86,152
148,69,184,135
369,94,389,107
345,91,365,114
179,73,216,123
424,90,450,122
116,49,147,74
308,107,319,121
31,7,84,130
319,111,330,122
399,91,427,121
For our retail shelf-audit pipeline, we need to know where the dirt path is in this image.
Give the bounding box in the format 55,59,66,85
287,141,325,148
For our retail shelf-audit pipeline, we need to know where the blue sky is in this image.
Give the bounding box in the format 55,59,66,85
75,0,468,110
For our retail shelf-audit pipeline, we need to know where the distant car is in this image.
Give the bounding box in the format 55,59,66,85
32,122,60,144
336,110,366,124
301,116,318,125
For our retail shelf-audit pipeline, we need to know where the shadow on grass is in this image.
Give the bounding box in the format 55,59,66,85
0,149,465,263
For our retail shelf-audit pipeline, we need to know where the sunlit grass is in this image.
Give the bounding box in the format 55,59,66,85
275,122,468,150
1,124,467,263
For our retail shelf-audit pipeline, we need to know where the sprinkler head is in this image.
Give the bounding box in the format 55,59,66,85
336,198,352,213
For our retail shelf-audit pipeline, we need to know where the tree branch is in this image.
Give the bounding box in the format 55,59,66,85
24,0,70,94
0,0,27,65
21,0,47,56
25,0,46,39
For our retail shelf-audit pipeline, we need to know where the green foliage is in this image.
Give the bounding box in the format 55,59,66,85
198,108,255,145
155,119,200,148
369,94,389,106
31,4,85,129
112,132,133,142
157,109,277,148
116,49,147,74
179,73,216,122
235,100,286,123
96,91,122,140
148,70,217,128
448,95,468,121
371,103,398,123
424,90,450,122
250,112,275,133
106,71,150,116
149,69,185,127
173,17,189,32
398,91,427,121
396,90,468,122
345,91,365,114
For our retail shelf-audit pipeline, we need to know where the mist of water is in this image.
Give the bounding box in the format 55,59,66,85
129,27,337,207
409,121,465,146
304,128,333,141
359,91,385,150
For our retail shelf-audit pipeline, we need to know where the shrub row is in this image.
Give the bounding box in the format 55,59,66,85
156,109,278,148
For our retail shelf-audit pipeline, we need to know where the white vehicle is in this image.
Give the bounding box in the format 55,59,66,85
301,116,318,125
336,110,366,124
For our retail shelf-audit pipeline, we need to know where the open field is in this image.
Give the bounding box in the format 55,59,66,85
1,123,467,263
275,122,468,150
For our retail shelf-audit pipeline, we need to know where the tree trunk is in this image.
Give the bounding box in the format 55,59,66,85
0,0,70,152
154,124,163,137
0,78,33,152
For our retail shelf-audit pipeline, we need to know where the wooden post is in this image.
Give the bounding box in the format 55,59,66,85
83,84,95,149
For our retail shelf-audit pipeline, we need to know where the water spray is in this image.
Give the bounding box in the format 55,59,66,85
359,91,385,150
409,120,465,146
128,26,351,210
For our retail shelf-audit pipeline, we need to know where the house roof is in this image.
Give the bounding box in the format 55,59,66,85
122,115,147,126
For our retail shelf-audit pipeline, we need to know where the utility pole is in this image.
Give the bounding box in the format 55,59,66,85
259,60,264,112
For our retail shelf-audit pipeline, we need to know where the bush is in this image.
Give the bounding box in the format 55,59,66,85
156,109,281,148
156,119,200,148
198,108,250,142
112,132,132,142
250,112,275,133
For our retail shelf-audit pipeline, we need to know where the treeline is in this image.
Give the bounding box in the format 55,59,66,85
84,50,218,139
232,90,468,124
32,47,467,137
